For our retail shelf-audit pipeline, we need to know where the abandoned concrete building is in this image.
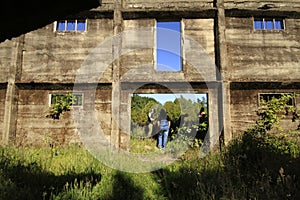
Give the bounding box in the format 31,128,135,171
0,0,299,151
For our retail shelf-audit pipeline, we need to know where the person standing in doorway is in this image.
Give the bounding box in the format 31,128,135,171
196,107,208,141
157,109,171,150
147,108,155,137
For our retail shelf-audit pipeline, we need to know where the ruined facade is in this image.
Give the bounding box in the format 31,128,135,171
0,0,299,150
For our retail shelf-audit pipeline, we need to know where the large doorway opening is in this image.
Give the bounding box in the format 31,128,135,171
130,93,208,153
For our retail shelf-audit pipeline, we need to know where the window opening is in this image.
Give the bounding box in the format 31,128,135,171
130,93,208,152
254,18,284,30
49,93,83,107
156,21,182,71
259,93,294,106
56,20,87,32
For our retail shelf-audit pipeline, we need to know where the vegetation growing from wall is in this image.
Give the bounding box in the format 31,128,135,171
246,94,300,157
46,93,75,120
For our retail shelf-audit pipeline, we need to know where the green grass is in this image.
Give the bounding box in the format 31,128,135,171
1,135,299,200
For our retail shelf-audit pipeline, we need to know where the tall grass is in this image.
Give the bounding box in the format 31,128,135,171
0,136,299,200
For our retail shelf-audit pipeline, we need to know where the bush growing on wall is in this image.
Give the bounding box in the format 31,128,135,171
47,93,75,120
247,93,300,157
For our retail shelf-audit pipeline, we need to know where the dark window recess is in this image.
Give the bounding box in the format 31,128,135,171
259,93,294,106
50,93,83,106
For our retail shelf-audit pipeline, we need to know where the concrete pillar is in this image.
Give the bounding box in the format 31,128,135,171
111,0,123,149
3,83,18,145
206,85,222,152
215,0,232,146
2,36,24,145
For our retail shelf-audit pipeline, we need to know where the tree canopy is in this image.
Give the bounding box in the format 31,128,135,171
131,94,207,127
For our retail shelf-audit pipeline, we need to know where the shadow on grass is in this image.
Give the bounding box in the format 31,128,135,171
152,133,300,200
107,172,144,200
0,156,101,200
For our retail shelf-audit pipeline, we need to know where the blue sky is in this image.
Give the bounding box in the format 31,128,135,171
137,93,207,105
156,22,181,71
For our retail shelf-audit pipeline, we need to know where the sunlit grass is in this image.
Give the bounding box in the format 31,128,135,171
1,134,299,200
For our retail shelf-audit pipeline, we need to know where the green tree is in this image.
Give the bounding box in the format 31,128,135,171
164,101,180,121
131,94,159,126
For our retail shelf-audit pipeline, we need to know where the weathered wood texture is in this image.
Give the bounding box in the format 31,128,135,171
226,17,300,81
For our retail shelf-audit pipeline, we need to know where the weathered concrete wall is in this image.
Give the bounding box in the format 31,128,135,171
0,39,18,82
15,85,112,146
183,18,216,82
0,88,6,141
230,89,258,137
95,86,113,138
226,17,300,82
230,83,300,137
16,88,77,146
123,0,214,9
225,0,300,11
0,0,300,147
21,19,114,83
120,19,155,80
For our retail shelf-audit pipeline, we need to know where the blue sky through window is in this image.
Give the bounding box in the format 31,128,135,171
254,18,284,30
156,22,181,71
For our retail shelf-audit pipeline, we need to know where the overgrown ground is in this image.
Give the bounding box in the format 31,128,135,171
0,134,299,200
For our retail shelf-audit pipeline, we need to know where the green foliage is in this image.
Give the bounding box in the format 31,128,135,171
1,133,300,200
168,125,200,155
221,94,300,199
163,101,180,121
246,93,300,158
131,94,159,126
131,94,207,128
47,93,75,119
255,94,298,133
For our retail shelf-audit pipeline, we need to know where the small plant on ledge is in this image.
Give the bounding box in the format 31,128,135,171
47,93,75,120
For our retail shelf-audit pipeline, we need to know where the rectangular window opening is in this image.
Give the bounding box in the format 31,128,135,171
254,18,284,30
130,93,208,150
259,93,294,106
49,93,83,107
56,20,87,32
156,21,182,72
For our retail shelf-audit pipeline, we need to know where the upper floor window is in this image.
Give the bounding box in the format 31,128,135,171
55,20,87,32
254,18,284,30
156,21,182,72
